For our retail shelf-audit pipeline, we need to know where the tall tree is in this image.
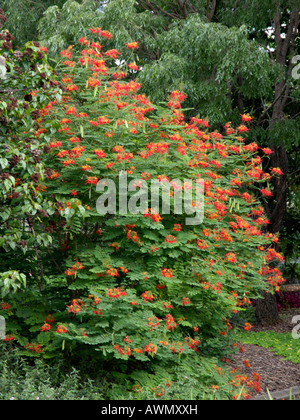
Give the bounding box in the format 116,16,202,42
1,0,69,46
37,0,103,58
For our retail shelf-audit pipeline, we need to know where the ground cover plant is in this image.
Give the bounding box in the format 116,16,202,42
277,291,300,312
234,330,300,364
0,18,287,399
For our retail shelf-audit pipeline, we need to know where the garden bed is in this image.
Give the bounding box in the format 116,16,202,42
229,309,300,399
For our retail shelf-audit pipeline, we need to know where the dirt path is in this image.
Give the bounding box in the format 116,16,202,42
229,309,300,398
230,344,300,397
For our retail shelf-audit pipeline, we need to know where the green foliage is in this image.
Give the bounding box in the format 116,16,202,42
37,1,300,299
218,0,299,43
2,0,67,46
0,24,62,289
1,32,285,398
36,1,300,247
270,118,300,153
0,14,287,399
0,340,246,400
39,0,278,125
138,15,278,125
38,0,102,59
0,342,104,400
0,271,26,297
279,206,300,281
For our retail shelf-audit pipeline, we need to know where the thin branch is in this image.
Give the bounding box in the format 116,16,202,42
176,0,188,18
281,6,299,61
136,0,184,19
206,0,217,21
257,83,287,124
270,4,299,122
274,2,283,60
0,88,28,93
288,173,300,188
135,0,154,12
234,0,240,9
48,251,65,275
30,225,44,292
260,98,272,120
261,196,272,220
287,168,300,188
186,1,198,13
154,3,185,19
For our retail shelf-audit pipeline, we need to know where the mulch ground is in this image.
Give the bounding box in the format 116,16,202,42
228,309,300,399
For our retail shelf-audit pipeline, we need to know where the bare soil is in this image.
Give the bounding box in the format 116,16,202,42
228,309,300,399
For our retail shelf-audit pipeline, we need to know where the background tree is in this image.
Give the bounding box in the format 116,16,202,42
1,0,68,46
37,0,102,59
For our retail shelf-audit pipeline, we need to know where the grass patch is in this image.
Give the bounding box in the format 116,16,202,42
233,330,300,364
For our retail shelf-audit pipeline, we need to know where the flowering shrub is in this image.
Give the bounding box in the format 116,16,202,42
0,27,285,398
276,291,300,312
0,15,62,291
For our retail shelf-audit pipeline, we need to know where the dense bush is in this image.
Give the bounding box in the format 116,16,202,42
0,342,104,400
0,25,285,399
276,292,300,312
0,11,62,295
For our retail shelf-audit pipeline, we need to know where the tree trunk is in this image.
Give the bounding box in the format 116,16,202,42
254,4,299,326
206,0,217,21
255,291,280,326
269,145,288,234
